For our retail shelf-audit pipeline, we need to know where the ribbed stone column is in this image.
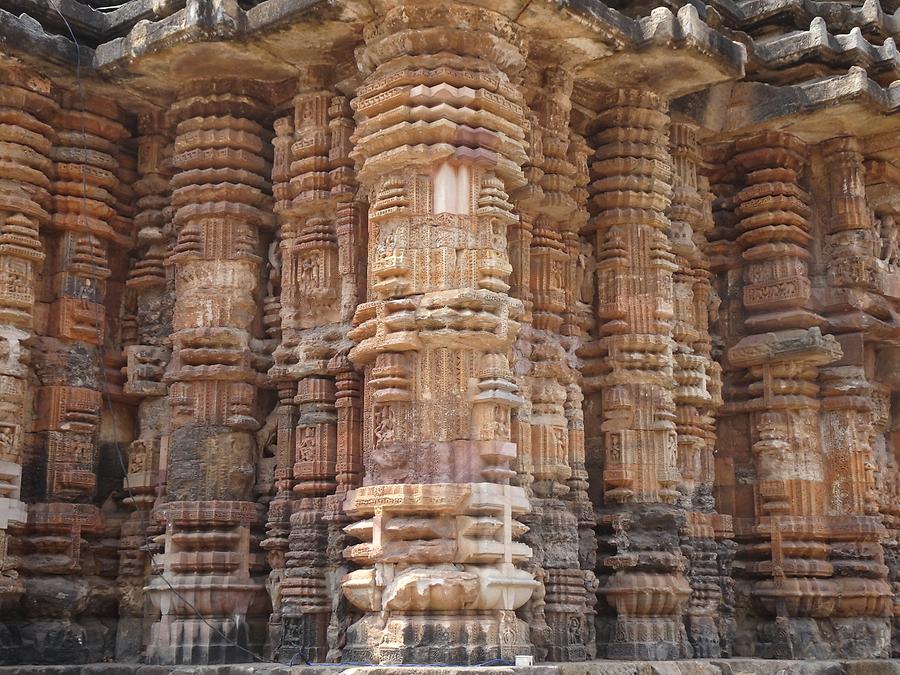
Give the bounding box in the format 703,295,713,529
816,136,892,656
587,89,690,660
264,74,363,663
0,65,52,664
668,121,731,657
342,4,537,664
518,67,593,663
726,132,865,658
17,90,127,664
145,81,272,665
118,110,173,661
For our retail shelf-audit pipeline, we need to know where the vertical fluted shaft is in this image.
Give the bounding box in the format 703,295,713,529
0,65,52,664
817,136,892,655
16,89,127,664
265,73,364,663
146,81,273,665
669,121,731,657
342,4,537,664
587,89,690,660
117,110,173,661
724,131,873,658
514,67,594,663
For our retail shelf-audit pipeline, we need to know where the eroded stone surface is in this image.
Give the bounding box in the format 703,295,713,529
0,0,898,668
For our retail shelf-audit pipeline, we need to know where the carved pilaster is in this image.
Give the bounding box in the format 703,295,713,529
343,5,536,664
145,81,273,665
669,121,731,657
587,88,690,660
509,69,595,662
816,137,892,656
267,71,364,663
116,110,173,662
0,68,51,664
0,68,52,664
14,89,127,664
725,132,874,658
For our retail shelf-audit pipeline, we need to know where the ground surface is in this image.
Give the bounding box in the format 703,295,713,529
1,660,899,675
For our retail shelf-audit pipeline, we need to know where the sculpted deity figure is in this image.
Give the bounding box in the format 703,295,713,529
881,216,900,267
373,406,397,449
299,255,318,286
267,239,281,297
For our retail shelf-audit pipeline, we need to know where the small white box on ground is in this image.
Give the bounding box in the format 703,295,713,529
514,655,535,666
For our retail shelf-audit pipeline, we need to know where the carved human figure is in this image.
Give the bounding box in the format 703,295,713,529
882,216,900,267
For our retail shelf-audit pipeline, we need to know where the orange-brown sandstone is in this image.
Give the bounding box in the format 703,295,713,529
0,0,898,667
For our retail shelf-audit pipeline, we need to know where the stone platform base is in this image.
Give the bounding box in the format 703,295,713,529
556,662,900,675
1,661,899,675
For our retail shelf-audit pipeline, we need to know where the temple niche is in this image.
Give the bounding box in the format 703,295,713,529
0,0,900,670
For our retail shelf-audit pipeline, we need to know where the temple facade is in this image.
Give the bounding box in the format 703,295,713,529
0,0,899,666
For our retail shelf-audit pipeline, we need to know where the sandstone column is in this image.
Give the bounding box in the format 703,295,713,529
118,111,174,660
265,76,363,662
668,121,731,657
704,142,745,656
145,81,272,664
262,112,295,657
0,65,51,663
517,68,593,662
342,4,537,664
587,88,690,659
508,107,550,657
726,132,846,658
865,161,900,657
816,136,892,655
15,90,127,664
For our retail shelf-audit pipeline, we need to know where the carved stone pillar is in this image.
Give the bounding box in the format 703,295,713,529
863,158,900,657
669,121,731,657
145,81,272,665
262,112,295,656
518,68,592,663
260,382,295,655
343,5,537,664
0,65,52,664
324,357,363,662
703,143,744,657
282,375,336,661
509,107,548,657
566,138,596,551
14,90,127,664
587,88,690,660
726,132,848,658
816,136,892,656
117,110,174,661
873,378,900,656
266,75,364,663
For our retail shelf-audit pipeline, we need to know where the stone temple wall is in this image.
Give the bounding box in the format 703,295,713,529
0,0,898,666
